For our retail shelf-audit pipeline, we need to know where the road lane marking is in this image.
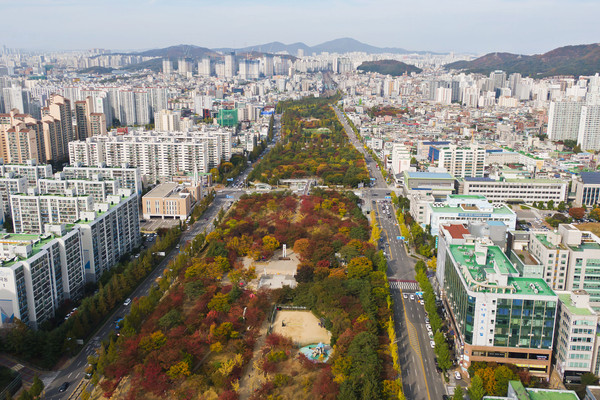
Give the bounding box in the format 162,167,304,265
400,289,431,400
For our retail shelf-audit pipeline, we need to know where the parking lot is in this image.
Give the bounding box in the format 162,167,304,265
140,218,180,233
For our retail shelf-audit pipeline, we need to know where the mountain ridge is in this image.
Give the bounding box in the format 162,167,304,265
445,43,600,77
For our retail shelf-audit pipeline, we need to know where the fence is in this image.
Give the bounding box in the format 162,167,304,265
0,372,21,399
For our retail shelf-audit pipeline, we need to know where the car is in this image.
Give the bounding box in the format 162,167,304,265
425,323,431,330
123,298,131,306
410,295,415,301
428,331,433,339
430,341,435,348
424,316,430,323
455,371,462,380
58,382,70,392
403,293,407,299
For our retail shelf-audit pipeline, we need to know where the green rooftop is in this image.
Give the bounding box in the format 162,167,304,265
430,204,514,215
570,241,600,252
507,380,579,400
558,293,593,316
449,244,555,296
0,233,62,268
535,234,567,250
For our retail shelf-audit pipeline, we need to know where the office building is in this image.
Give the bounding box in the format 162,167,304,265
402,171,456,196
554,291,598,383
460,177,568,204
441,237,558,377
428,195,516,235
437,145,486,178
142,182,197,220
573,172,600,206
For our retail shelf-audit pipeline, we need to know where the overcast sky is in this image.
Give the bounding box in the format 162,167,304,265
1,0,598,55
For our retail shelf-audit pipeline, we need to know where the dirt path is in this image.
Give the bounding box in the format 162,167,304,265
237,317,271,399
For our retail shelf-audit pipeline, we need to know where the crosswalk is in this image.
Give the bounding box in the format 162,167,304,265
389,280,420,291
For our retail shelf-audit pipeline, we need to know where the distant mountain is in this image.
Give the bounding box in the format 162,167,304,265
77,66,114,74
445,43,600,77
215,37,442,55
135,44,220,59
357,60,422,76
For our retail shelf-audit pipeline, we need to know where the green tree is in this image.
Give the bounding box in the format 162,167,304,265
547,200,554,210
577,373,599,398
30,375,44,397
493,365,517,396
557,201,567,212
468,375,487,400
347,256,373,279
452,385,464,400
590,207,600,221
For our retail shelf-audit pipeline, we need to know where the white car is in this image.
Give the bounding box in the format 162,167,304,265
123,298,131,306
403,293,408,299
425,323,431,331
455,371,461,380
410,295,415,301
430,341,435,348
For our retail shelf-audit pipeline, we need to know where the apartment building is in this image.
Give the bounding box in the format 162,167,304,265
63,164,142,196
11,189,95,234
573,172,600,207
0,160,52,187
436,145,486,178
0,227,84,329
77,190,140,282
0,174,27,215
38,173,120,203
527,231,570,291
68,131,230,183
460,177,568,204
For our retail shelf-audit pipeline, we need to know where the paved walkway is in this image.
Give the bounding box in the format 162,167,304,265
237,317,271,399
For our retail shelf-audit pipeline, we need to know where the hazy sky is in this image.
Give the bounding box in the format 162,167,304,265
1,0,598,55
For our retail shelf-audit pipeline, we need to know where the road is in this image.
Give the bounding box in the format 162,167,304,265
43,115,283,399
335,106,447,399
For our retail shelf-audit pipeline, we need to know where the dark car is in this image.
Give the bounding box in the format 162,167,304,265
58,382,70,392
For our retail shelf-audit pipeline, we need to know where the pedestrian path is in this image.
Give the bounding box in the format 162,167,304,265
389,280,420,291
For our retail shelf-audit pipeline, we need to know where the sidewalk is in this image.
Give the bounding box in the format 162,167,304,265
237,318,271,399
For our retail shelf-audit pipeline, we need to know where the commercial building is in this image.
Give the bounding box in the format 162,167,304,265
527,231,570,291
390,143,411,175
574,172,600,207
428,195,516,235
142,182,196,220
460,177,568,204
402,171,456,196
441,237,558,377
436,145,486,178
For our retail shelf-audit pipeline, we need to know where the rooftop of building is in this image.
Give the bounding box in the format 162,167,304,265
558,293,594,316
430,203,514,215
0,232,64,268
534,234,568,250
404,171,454,180
449,244,555,296
143,182,189,199
507,381,578,400
442,224,470,239
580,171,600,185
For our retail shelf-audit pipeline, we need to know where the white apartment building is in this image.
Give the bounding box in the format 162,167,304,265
578,105,600,151
154,109,182,132
461,177,568,204
38,174,120,203
528,231,570,291
0,161,52,187
63,164,142,196
68,131,231,183
11,189,95,234
548,101,584,141
390,143,411,175
0,227,84,329
437,145,486,178
0,174,27,215
77,190,140,282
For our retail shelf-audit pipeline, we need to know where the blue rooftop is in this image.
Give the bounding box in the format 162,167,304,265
581,172,600,184
422,141,450,145
487,221,507,226
405,171,454,179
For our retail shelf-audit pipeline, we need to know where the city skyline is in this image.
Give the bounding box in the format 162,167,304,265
1,0,599,55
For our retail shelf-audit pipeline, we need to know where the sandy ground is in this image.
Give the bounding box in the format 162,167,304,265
271,310,331,347
244,250,301,289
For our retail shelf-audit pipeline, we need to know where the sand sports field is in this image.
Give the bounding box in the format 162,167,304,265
271,310,331,347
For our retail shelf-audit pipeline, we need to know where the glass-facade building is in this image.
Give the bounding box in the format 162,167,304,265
443,243,558,377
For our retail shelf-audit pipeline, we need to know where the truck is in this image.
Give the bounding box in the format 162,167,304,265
155,251,166,256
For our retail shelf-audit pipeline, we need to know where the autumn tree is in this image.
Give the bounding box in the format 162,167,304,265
569,207,585,220
468,375,487,400
347,256,373,279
